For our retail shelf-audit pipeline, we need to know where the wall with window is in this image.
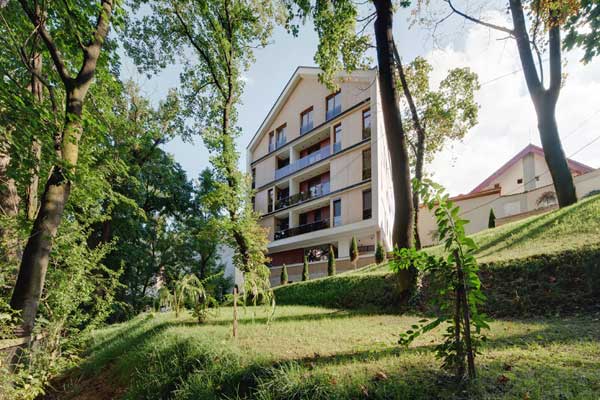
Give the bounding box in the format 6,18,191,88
329,186,368,227
329,146,366,191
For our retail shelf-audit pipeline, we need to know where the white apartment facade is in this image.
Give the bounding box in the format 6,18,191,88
247,67,395,285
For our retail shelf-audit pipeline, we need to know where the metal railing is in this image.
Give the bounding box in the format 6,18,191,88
275,182,330,210
300,121,314,135
326,105,342,121
274,219,330,240
358,244,375,254
274,145,330,180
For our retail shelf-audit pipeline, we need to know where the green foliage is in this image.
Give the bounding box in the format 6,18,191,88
488,208,496,229
375,241,386,264
393,179,490,379
327,245,336,276
350,236,358,265
280,264,288,285
302,256,309,281
563,0,598,63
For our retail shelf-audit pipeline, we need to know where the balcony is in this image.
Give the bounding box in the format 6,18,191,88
269,137,287,152
274,219,330,241
300,121,314,135
274,145,330,180
333,142,342,153
326,105,342,121
275,182,330,210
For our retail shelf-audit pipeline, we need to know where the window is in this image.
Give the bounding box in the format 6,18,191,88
362,189,372,220
251,195,255,211
314,208,322,222
268,131,275,152
362,149,371,180
333,199,342,226
326,91,341,120
300,107,314,134
251,168,256,189
362,108,371,139
275,124,286,148
333,124,342,153
517,178,523,184
268,188,274,213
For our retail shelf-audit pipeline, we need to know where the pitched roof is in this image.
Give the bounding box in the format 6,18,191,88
245,66,376,153
470,144,594,194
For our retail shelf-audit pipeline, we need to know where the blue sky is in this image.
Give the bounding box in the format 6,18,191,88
120,6,600,196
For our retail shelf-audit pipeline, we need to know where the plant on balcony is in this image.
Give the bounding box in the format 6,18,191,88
350,236,359,269
280,264,288,285
375,241,386,264
327,245,336,276
302,256,310,281
488,208,496,229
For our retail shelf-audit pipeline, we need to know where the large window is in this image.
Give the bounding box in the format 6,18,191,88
362,108,371,139
276,124,286,147
268,188,274,213
362,148,371,180
326,91,341,120
251,168,256,189
300,107,314,134
333,124,342,153
333,199,342,227
268,131,274,152
362,189,372,220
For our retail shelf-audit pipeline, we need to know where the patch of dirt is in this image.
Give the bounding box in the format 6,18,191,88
40,367,127,400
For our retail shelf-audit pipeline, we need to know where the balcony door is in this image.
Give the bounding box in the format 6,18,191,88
333,199,342,227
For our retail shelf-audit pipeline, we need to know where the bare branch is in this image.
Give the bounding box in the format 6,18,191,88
445,0,514,36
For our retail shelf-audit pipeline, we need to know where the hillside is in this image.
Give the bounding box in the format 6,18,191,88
46,307,600,400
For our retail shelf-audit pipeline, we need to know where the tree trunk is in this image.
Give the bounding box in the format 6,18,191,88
373,0,414,249
27,50,44,221
10,99,83,336
0,145,20,264
508,0,577,207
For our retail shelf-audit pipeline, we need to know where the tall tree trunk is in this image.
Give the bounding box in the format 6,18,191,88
27,49,43,221
373,0,413,249
10,99,83,336
0,144,20,264
392,44,425,249
509,0,577,207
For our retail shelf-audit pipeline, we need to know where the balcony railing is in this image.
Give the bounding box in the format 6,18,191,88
300,121,314,135
333,142,342,154
269,137,287,152
274,145,330,180
274,219,330,241
275,182,330,210
326,105,342,121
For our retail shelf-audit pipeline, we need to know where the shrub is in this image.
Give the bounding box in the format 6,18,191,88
375,241,386,264
302,256,309,281
280,264,288,285
350,236,359,267
327,245,336,276
488,208,496,228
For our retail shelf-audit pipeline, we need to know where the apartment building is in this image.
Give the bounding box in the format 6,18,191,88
247,67,395,285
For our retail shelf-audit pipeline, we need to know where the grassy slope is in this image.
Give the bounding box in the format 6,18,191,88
57,307,600,400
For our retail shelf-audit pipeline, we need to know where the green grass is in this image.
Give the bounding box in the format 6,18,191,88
55,306,600,399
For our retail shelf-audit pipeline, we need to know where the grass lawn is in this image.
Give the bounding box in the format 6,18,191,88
52,306,600,400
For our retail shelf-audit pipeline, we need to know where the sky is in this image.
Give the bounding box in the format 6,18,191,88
120,5,600,197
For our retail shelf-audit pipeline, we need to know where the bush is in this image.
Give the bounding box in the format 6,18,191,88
350,237,358,267
327,245,336,276
375,241,385,264
280,264,288,285
302,256,309,281
488,208,496,228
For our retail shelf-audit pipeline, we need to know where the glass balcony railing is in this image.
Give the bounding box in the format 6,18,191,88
326,105,342,121
275,182,330,210
274,219,330,241
333,142,342,153
269,138,287,152
300,121,314,135
274,145,331,180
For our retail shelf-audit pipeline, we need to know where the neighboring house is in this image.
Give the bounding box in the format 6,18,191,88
418,144,598,247
247,67,394,286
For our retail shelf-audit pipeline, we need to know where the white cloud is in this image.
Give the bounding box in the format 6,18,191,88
423,12,600,196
